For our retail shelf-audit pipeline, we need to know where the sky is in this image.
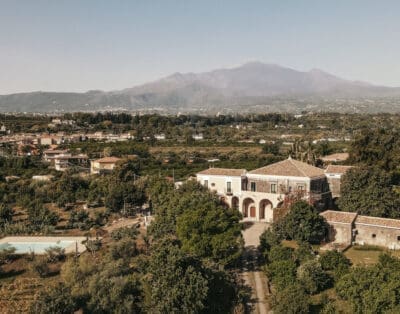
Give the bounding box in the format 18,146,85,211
1,0,400,94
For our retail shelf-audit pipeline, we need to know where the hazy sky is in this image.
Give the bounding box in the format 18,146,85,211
1,0,400,94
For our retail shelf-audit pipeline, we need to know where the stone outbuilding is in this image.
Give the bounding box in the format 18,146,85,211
321,210,400,250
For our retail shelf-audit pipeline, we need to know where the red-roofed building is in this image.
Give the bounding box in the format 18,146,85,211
90,157,121,174
197,157,332,222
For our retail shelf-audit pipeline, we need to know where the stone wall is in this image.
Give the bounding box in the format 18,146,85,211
354,223,400,250
326,222,353,245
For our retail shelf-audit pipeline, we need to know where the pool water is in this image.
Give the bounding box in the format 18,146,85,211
0,241,75,254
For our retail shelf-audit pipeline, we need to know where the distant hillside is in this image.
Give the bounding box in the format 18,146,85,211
1,62,400,113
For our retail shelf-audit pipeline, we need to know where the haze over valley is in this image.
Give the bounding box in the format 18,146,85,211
2,62,400,113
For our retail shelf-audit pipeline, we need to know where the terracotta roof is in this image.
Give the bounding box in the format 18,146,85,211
325,165,354,174
321,153,349,162
249,158,325,178
356,215,400,229
197,168,246,176
94,157,121,163
320,210,358,224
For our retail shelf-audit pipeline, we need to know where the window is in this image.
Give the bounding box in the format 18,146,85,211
297,185,305,191
227,181,232,193
372,234,376,238
250,182,256,192
397,236,400,241
211,183,215,187
270,184,277,193
204,180,208,188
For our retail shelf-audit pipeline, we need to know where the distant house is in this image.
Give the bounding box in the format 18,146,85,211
324,165,353,198
321,210,400,250
90,157,121,174
154,134,166,140
54,154,88,171
192,133,204,140
43,149,70,162
32,175,54,181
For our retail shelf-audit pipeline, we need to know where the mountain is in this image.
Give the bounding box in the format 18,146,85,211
1,62,400,113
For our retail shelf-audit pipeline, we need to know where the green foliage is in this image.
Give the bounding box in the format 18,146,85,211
149,180,243,267
339,167,400,218
176,200,242,267
110,225,139,241
273,201,328,244
32,256,51,278
259,228,281,253
109,237,138,261
336,254,400,313
45,246,66,263
294,241,315,264
27,201,59,231
349,128,400,171
67,209,92,230
61,255,142,313
266,259,297,291
320,250,351,281
271,283,310,314
145,239,209,314
297,259,332,294
0,203,13,225
30,284,76,314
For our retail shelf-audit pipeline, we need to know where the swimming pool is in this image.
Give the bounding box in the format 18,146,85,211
0,236,87,254
0,241,75,254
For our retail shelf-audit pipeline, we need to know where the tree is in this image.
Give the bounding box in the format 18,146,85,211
145,239,209,314
336,254,400,313
338,167,400,218
0,203,13,225
273,201,328,244
27,201,59,231
271,283,310,314
297,259,331,294
266,259,297,291
320,250,351,280
30,284,76,314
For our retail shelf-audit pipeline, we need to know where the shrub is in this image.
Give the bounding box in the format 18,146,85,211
32,257,50,278
45,246,66,263
110,225,139,241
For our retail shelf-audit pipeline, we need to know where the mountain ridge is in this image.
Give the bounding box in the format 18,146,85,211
1,62,400,113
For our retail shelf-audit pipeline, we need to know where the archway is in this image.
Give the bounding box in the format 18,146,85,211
242,198,256,218
259,199,273,221
231,196,239,210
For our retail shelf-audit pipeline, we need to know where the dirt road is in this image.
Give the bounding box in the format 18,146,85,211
242,222,271,314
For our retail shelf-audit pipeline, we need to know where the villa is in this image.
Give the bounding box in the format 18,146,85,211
197,157,332,222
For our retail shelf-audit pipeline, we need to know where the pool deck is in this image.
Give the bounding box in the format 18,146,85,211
0,236,87,254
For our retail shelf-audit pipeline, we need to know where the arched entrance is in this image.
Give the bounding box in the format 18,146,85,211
231,196,239,210
259,199,273,221
242,198,256,218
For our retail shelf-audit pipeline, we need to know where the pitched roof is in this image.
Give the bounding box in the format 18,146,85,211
197,168,246,176
320,210,358,224
355,215,400,229
249,157,325,178
94,157,121,163
325,165,354,174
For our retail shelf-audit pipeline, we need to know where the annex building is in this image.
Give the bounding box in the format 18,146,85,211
196,157,332,222
321,210,400,250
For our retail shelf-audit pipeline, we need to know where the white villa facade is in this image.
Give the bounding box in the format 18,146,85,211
197,157,332,223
